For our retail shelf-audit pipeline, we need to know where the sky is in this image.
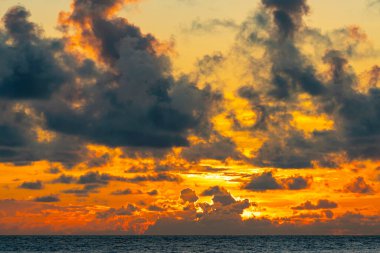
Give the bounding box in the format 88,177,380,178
0,0,379,235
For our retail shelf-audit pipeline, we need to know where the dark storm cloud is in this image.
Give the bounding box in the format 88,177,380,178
0,7,90,166
262,0,309,14
343,177,375,194
259,1,326,101
369,65,379,88
252,131,317,169
154,165,172,172
244,172,312,191
54,171,134,197
232,8,330,168
69,0,125,16
66,0,157,64
0,124,28,148
111,188,133,195
43,73,217,149
180,188,199,203
146,211,380,235
0,6,68,100
45,168,61,174
127,173,182,183
2,5,38,42
34,195,60,203
54,171,129,186
148,205,165,212
292,200,338,210
320,51,380,160
62,184,102,196
244,172,282,191
261,0,309,38
86,154,110,168
55,171,178,190
323,210,334,219
201,186,227,196
19,180,43,190
77,171,126,185
146,188,257,235
195,187,253,224
231,0,380,168
248,53,380,167
0,106,35,164
212,193,237,206
0,0,378,170
41,0,220,150
201,186,236,206
52,174,76,184
282,175,312,190
230,4,332,170
147,189,158,196
125,166,149,173
181,134,243,162
0,103,86,166
96,204,139,219
0,0,220,165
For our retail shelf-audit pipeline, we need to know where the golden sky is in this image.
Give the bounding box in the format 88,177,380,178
0,0,379,235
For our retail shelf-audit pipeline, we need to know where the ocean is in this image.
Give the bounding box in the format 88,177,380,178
0,236,379,252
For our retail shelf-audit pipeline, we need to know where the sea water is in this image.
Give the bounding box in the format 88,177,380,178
0,236,379,252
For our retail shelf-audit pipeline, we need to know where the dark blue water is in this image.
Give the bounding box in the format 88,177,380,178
0,236,379,252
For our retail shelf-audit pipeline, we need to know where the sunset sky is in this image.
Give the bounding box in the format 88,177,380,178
0,0,379,235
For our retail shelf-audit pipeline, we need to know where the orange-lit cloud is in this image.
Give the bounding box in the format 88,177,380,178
0,0,379,235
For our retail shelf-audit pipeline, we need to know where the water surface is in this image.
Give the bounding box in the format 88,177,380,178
0,236,379,252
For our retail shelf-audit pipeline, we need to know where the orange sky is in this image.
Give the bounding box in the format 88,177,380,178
0,0,379,235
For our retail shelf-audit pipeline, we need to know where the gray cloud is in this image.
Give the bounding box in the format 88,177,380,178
53,171,132,196
52,171,128,186
0,0,379,172
344,177,375,194
202,186,237,206
292,199,338,210
201,186,227,196
111,188,133,196
96,204,138,219
145,186,372,236
77,171,126,185
180,188,199,203
34,195,60,203
147,189,159,196
52,174,76,184
244,172,283,191
62,184,102,196
45,168,61,174
41,0,220,150
127,173,182,183
148,205,165,212
182,18,239,34
19,180,43,190
181,133,243,162
0,7,89,166
0,6,68,99
369,0,380,7
0,1,221,165
229,1,380,169
245,172,312,191
146,212,380,235
282,175,312,190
